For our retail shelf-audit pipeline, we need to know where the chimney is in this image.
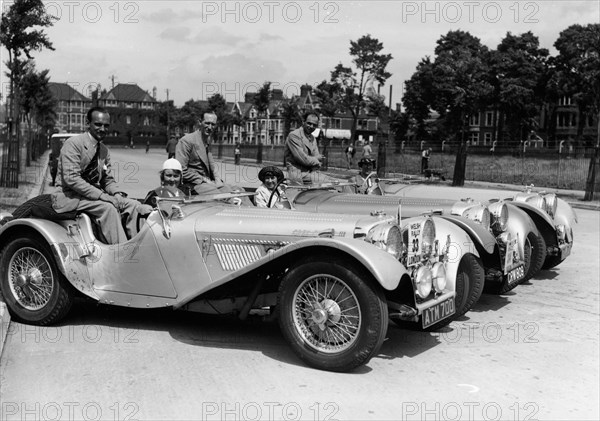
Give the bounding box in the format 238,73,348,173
272,89,283,101
300,85,312,98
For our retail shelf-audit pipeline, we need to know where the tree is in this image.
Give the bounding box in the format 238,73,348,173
19,62,56,164
207,93,231,143
408,30,492,186
0,0,55,185
554,23,600,200
489,31,549,147
252,82,272,164
402,58,435,142
280,96,302,141
554,23,600,147
329,34,392,143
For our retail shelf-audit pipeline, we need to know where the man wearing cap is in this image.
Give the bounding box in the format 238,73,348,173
255,166,291,209
353,158,379,194
51,106,153,244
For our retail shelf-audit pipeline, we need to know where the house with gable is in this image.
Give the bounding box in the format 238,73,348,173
48,82,92,133
97,83,161,145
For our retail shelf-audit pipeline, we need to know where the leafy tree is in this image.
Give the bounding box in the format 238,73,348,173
19,62,56,164
402,58,435,142
175,99,207,133
280,96,302,141
314,80,342,130
329,34,392,143
554,23,600,147
0,0,55,182
427,30,493,186
207,93,231,143
490,31,549,147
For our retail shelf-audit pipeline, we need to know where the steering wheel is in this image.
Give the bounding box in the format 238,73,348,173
267,179,292,209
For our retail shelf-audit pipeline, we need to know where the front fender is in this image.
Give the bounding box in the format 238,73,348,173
175,237,409,309
555,197,578,238
0,218,97,299
508,201,558,247
505,204,540,256
438,215,497,255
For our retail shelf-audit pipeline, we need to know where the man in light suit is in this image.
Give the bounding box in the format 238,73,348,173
284,112,334,184
176,112,237,195
51,107,152,244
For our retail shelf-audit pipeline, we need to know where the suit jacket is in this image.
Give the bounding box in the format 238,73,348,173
175,131,220,185
52,132,120,213
284,127,321,172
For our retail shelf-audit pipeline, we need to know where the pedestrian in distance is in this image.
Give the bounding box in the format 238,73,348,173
234,143,241,165
362,140,373,159
345,143,356,169
166,134,178,159
421,147,431,174
145,139,150,154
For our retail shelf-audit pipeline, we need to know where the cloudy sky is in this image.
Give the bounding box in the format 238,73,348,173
2,0,598,106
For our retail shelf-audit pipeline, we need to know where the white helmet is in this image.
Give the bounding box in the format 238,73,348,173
162,158,182,172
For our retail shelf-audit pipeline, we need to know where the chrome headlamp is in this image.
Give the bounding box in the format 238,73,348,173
488,201,509,233
414,266,433,298
543,193,557,218
525,195,547,214
431,262,447,293
366,224,403,259
462,205,491,231
556,224,565,241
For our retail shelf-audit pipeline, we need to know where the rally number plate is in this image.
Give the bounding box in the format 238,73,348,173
422,297,455,329
507,264,525,285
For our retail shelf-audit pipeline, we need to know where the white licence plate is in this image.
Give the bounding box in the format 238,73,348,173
422,297,455,328
507,264,525,284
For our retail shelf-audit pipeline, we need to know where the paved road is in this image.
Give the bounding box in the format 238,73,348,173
1,149,598,420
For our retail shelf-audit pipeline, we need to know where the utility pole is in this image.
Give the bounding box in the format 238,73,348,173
166,89,170,139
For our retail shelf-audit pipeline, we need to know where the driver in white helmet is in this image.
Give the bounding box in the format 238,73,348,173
143,158,186,207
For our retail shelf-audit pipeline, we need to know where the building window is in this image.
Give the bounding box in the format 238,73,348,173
485,111,494,127
126,115,131,125
558,96,572,106
557,113,575,127
143,116,150,126
484,132,492,145
332,118,342,129
468,132,479,145
469,113,480,126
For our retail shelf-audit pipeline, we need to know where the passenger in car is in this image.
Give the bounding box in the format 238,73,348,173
352,158,378,194
144,158,186,207
255,166,292,209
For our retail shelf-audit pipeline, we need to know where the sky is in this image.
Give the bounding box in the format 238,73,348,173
1,0,598,107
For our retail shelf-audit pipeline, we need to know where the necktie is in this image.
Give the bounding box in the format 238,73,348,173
82,142,101,186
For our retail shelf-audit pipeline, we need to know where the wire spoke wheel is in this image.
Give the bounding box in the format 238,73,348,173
278,258,388,372
1,237,73,325
292,274,361,353
8,247,54,310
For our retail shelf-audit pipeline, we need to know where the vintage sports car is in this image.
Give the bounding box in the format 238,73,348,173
0,193,455,372
381,180,576,273
250,182,492,321
264,179,531,298
508,186,576,270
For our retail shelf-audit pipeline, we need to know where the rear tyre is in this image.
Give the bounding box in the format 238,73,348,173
278,258,388,372
0,237,73,325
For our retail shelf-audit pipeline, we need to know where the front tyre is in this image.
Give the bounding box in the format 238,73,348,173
278,258,388,372
0,237,73,325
